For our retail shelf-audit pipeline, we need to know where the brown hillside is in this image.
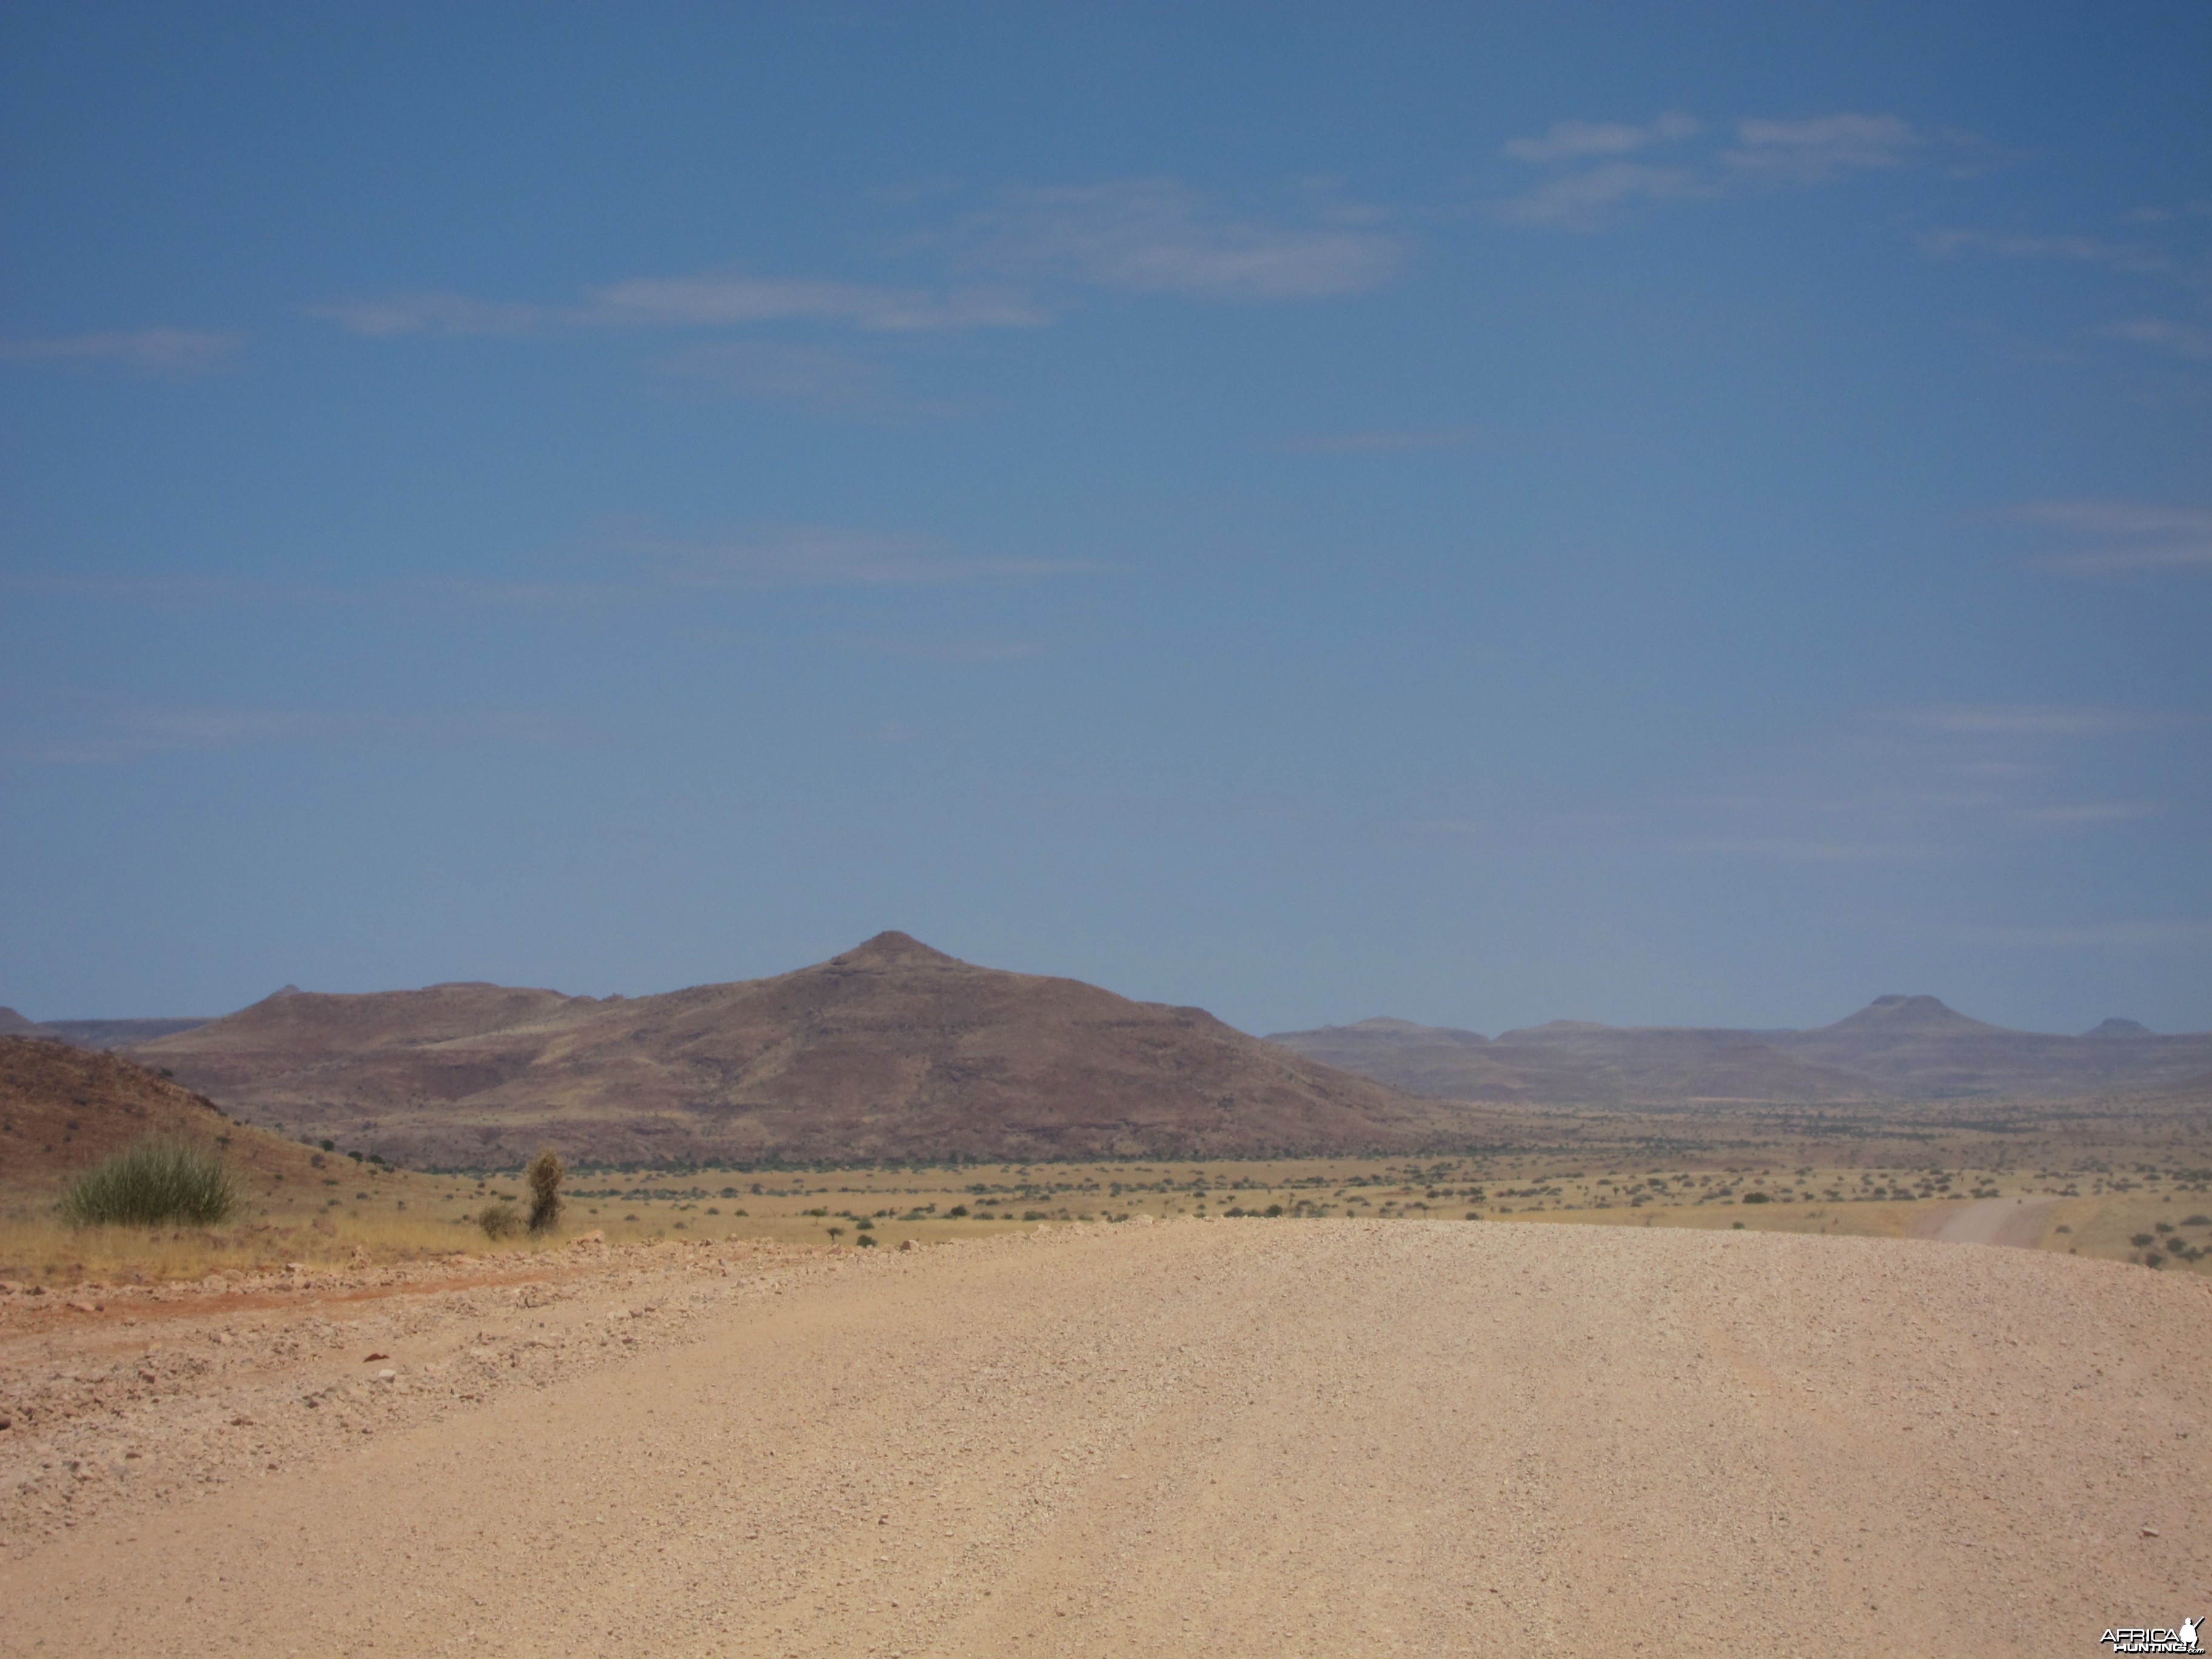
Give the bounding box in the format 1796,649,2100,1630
0,1036,322,1195
132,934,1496,1166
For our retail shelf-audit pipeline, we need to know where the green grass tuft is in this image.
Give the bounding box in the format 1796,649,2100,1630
59,1138,239,1228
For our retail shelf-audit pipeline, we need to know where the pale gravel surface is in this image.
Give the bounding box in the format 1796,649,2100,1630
1918,1197,2061,1247
1,1218,2206,1658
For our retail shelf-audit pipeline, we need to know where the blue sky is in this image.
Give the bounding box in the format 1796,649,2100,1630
2,2,2207,1035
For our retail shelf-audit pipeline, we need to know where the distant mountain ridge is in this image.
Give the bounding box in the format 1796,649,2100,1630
0,1008,213,1049
1267,994,2212,1104
125,933,1503,1166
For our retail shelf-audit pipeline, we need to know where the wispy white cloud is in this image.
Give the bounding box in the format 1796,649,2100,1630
1920,228,2176,277
1671,836,1931,863
626,528,1100,589
1900,705,2160,737
652,341,916,415
833,634,1047,663
1929,919,2212,950
0,328,243,374
308,273,1046,339
2002,499,2212,575
957,179,1403,298
1277,426,1490,454
2100,317,2212,360
2016,800,2167,825
1720,113,1918,180
301,295,546,337
2008,500,2212,535
586,273,1044,332
3,528,1102,620
1500,111,1920,229
10,704,581,764
1498,162,1706,229
1612,702,2188,869
2017,805,2168,831
1503,113,1700,163
0,572,353,606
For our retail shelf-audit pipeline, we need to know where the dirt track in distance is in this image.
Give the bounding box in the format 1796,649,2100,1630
3,1219,2205,1658
1916,1196,2061,1248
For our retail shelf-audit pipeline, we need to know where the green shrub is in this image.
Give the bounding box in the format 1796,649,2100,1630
60,1138,238,1228
477,1202,523,1239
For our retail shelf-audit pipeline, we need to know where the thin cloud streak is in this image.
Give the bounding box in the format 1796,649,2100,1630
1929,919,2212,950
2100,317,2212,360
2016,800,2166,825
832,635,1048,664
1499,110,1921,229
956,179,1404,299
1503,113,1700,163
1899,705,2162,737
0,329,244,374
1920,228,2176,277
652,341,922,415
312,177,1399,344
2,528,1104,620
1277,427,1491,454
10,705,585,765
626,529,1102,589
308,276,1046,338
1721,114,1918,179
2003,500,2212,576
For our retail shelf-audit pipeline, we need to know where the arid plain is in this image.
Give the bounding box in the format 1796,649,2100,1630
4,936,2208,1656
4,1217,2207,1658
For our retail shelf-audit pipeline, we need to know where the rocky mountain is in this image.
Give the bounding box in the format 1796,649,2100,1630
1269,993,2212,1104
128,933,1495,1167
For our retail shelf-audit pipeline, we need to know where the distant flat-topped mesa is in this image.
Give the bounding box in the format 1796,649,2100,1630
126,934,1500,1167
1269,996,2212,1104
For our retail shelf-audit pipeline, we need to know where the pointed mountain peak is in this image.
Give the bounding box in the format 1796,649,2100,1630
268,984,303,998
2084,1017,2155,1039
0,1006,45,1034
829,931,964,970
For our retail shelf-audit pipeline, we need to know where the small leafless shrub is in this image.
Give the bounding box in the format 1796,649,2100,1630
526,1148,564,1235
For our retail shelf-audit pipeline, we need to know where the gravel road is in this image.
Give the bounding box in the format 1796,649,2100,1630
1916,1197,2062,1248
2,1219,2204,1657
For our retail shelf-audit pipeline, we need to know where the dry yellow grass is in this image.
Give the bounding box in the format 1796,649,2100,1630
6,1142,2205,1286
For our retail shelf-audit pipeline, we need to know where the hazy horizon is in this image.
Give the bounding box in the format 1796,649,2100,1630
3,4,2207,1035
6,937,2198,1043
